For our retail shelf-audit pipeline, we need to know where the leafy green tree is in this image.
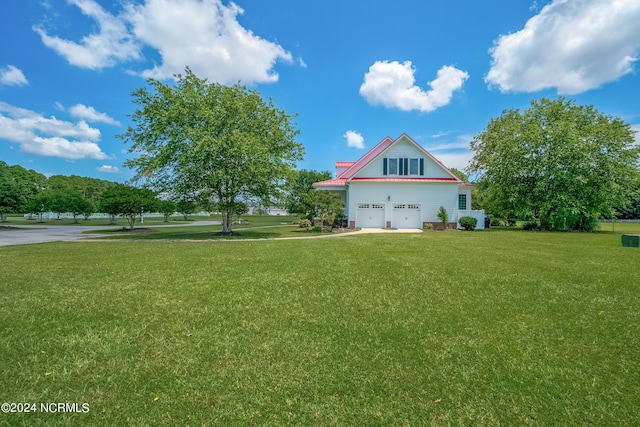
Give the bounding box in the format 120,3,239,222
449,167,469,183
468,98,640,231
0,162,46,213
24,191,49,222
175,198,197,220
302,190,345,230
120,68,304,234
47,174,118,206
100,185,156,230
63,190,95,223
77,198,96,220
21,189,93,223
0,162,19,219
285,169,332,214
156,199,177,222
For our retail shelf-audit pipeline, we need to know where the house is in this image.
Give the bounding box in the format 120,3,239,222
312,133,484,229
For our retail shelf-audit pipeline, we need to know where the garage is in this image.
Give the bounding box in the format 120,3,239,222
392,203,422,229
356,203,385,228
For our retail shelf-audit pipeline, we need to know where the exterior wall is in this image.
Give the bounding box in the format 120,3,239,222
457,186,472,210
357,137,453,179
347,181,459,227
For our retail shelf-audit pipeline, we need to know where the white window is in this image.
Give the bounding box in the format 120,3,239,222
384,157,424,176
388,158,398,175
409,158,419,175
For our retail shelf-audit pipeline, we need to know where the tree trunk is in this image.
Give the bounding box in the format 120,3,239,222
221,209,233,234
128,214,136,230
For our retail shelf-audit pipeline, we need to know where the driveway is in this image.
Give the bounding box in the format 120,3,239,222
0,221,220,247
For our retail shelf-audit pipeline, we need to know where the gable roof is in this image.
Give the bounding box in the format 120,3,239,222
336,136,394,179
314,134,464,188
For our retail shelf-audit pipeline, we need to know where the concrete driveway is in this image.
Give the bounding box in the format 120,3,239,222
0,221,220,247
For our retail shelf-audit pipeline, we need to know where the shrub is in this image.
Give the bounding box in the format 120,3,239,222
504,218,517,227
311,226,322,232
298,218,311,230
437,206,449,229
523,221,540,231
423,223,434,230
458,216,477,231
490,217,501,227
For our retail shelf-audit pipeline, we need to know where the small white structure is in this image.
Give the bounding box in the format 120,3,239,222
313,134,484,230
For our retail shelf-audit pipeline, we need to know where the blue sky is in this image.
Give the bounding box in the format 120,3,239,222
1,0,639,183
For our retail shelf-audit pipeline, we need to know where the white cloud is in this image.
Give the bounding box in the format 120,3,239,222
426,136,473,153
425,134,474,172
486,0,640,95
98,165,120,173
25,136,108,160
0,65,28,86
360,61,469,112
34,0,294,84
69,104,121,126
344,130,365,149
0,101,108,160
431,151,474,173
125,0,293,83
33,0,140,70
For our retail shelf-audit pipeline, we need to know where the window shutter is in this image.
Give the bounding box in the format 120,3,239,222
403,158,409,176
398,158,403,175
420,158,424,176
383,158,388,175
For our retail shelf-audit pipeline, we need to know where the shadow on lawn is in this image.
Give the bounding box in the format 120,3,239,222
98,227,294,240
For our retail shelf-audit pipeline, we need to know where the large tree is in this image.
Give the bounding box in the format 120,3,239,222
285,169,332,214
100,185,156,230
302,190,345,230
468,98,640,231
120,68,304,234
0,162,46,214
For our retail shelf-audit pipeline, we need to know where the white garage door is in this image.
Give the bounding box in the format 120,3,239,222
356,203,385,228
393,204,422,229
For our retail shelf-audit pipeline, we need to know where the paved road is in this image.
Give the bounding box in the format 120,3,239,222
0,221,220,247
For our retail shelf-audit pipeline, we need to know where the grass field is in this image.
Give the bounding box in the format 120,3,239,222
1,226,639,425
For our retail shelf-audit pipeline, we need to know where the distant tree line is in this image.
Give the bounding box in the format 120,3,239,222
0,160,340,228
0,161,118,218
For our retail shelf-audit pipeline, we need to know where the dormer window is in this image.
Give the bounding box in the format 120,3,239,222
383,158,424,176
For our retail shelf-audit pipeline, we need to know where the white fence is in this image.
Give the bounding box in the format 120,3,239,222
24,211,211,220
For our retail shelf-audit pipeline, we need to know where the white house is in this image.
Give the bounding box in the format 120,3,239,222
313,133,484,229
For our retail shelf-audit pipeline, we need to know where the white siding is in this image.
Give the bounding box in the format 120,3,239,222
347,182,458,227
356,136,454,179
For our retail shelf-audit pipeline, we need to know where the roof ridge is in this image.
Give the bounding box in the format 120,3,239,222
338,136,394,179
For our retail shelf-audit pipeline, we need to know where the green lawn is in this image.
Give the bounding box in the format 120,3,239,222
1,228,639,425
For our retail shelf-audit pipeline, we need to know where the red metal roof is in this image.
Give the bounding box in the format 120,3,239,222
335,161,355,167
351,177,459,183
314,178,347,186
337,136,395,179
